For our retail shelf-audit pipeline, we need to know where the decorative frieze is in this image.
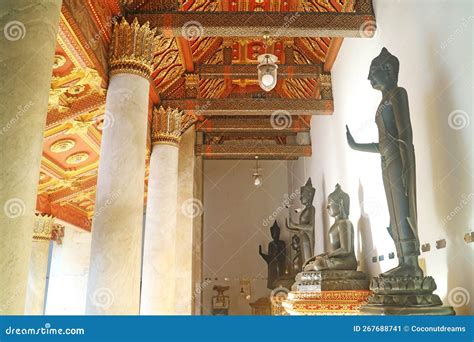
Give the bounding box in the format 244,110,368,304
184,73,200,98
195,144,312,160
197,64,323,79
196,116,311,133
109,18,160,79
129,10,376,38
318,73,333,100
161,98,333,116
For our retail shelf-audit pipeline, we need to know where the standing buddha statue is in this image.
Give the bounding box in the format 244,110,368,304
347,48,454,314
258,221,287,289
346,47,420,277
285,178,315,264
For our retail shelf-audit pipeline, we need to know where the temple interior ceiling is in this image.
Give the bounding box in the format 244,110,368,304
38,0,372,230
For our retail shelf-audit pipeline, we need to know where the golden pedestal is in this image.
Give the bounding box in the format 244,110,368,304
270,298,288,316
269,288,291,316
283,290,371,315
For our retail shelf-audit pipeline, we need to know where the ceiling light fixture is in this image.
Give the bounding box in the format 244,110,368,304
257,54,278,92
257,32,278,92
253,156,263,186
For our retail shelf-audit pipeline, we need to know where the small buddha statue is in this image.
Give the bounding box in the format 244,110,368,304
258,221,287,289
303,184,357,271
285,178,315,263
291,234,303,275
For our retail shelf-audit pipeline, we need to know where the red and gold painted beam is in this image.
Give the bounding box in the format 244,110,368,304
196,144,312,160
196,116,311,133
162,98,333,116
324,37,344,72
197,64,323,79
128,7,376,38
176,36,195,72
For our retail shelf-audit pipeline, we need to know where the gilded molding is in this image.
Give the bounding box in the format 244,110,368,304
283,290,371,315
130,11,376,38
196,117,311,133
50,139,76,153
318,73,333,100
110,18,160,79
151,106,197,146
161,98,334,116
196,144,312,160
185,73,200,98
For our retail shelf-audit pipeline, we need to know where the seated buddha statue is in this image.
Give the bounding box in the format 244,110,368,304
303,184,357,271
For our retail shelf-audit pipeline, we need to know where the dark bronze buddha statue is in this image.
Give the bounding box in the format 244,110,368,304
346,47,421,278
347,48,454,314
258,221,287,289
285,178,315,263
290,234,303,275
303,184,357,271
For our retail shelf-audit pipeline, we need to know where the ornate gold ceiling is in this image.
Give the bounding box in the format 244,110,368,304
37,0,120,230
38,0,374,230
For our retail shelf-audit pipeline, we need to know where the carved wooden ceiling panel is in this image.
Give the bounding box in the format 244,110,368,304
144,0,354,100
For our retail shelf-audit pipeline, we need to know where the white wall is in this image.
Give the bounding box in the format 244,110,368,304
289,0,473,314
202,160,291,315
45,223,91,315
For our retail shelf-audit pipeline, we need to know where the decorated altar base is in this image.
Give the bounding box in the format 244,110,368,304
270,298,288,316
282,290,372,315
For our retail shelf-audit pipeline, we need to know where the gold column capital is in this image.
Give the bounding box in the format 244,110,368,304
110,18,160,79
33,214,65,245
151,106,196,146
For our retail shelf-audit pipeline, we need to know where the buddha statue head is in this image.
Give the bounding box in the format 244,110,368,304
270,221,281,241
327,184,350,219
368,47,399,91
300,178,315,206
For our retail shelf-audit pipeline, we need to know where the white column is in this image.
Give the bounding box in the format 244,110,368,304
141,143,179,314
85,18,158,315
45,223,91,315
192,154,204,315
25,215,64,315
175,127,197,314
24,240,50,315
0,0,62,315
140,106,196,314
141,106,180,314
